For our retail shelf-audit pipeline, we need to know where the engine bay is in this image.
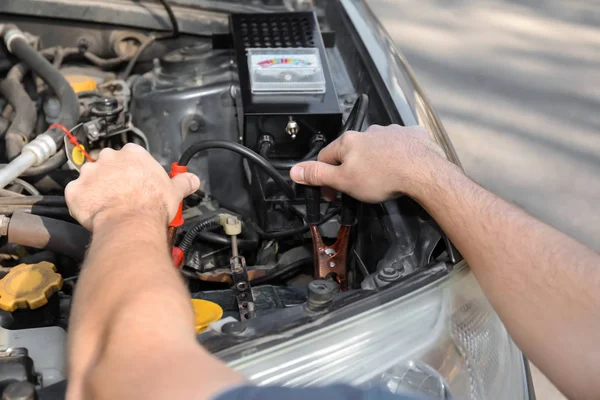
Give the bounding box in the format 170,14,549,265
0,1,455,394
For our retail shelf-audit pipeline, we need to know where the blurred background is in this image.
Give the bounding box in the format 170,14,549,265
366,0,600,398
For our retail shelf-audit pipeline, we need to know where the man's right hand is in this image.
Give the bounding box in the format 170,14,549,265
289,124,453,203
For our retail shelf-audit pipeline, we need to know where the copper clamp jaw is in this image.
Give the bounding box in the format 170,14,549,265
305,186,356,291
309,224,351,291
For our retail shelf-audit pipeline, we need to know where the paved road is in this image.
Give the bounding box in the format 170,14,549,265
366,0,600,398
367,0,600,251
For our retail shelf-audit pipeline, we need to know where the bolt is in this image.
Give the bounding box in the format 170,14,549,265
236,282,248,291
382,267,396,276
329,261,336,268
77,37,90,51
306,279,338,311
188,120,199,132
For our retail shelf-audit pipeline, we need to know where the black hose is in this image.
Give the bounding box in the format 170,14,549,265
0,196,66,206
0,74,36,159
179,140,296,200
179,215,221,253
7,212,89,260
7,31,79,145
0,205,71,220
195,231,259,250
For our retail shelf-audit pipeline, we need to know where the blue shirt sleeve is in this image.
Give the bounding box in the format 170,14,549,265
214,384,426,400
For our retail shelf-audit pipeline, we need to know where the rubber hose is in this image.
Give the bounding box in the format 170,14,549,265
195,231,259,250
179,140,295,200
7,32,79,144
7,212,90,260
21,150,67,176
0,195,66,206
0,77,36,159
179,215,221,253
0,150,68,177
0,206,71,219
195,222,260,250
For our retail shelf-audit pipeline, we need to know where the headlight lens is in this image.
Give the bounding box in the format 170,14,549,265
229,267,528,399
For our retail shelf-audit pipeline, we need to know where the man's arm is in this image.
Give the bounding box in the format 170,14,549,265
65,144,244,400
291,125,600,400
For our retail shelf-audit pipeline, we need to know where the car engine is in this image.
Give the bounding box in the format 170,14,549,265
0,3,453,396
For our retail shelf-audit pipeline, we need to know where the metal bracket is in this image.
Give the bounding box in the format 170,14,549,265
229,255,256,320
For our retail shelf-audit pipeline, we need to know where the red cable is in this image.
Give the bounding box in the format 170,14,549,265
49,123,95,163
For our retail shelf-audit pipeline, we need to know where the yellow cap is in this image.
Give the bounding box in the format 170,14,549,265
71,145,87,166
191,299,223,333
65,75,97,93
0,262,63,312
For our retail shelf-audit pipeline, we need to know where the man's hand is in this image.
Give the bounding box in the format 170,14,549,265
289,124,450,203
65,143,199,230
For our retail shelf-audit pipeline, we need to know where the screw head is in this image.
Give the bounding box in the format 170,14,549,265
329,261,336,268
222,321,246,335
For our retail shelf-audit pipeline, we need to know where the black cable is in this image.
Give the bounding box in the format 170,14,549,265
342,94,369,132
245,206,340,240
179,140,295,200
270,140,325,170
157,0,180,39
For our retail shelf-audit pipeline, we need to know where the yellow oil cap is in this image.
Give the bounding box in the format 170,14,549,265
65,75,97,93
0,262,63,312
191,299,223,333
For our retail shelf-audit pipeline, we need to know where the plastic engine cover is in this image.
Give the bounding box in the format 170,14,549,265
131,44,250,211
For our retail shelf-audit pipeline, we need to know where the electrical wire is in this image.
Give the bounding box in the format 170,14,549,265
342,94,369,132
157,0,180,39
121,0,180,79
179,140,295,200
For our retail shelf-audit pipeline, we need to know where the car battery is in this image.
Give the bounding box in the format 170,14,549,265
229,12,342,158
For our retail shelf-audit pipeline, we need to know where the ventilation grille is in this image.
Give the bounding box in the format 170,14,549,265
236,14,316,48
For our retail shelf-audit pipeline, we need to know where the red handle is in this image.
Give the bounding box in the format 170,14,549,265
169,162,188,227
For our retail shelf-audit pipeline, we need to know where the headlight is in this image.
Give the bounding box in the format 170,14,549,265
228,266,528,399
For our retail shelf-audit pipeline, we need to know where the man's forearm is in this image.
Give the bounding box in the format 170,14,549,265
66,216,191,397
67,215,244,399
414,162,600,399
